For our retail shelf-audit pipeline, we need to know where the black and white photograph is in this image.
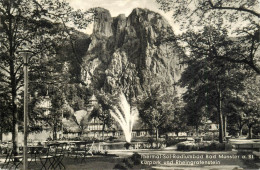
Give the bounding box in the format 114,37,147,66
0,0,259,169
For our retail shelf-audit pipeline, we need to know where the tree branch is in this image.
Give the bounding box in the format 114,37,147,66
216,55,260,74
208,0,260,17
0,65,10,74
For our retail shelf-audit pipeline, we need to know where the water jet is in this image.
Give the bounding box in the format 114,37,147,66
109,93,139,143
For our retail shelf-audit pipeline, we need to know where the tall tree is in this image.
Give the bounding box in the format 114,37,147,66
0,0,92,154
92,91,114,140
240,75,260,138
138,85,177,146
160,104,191,137
179,26,246,143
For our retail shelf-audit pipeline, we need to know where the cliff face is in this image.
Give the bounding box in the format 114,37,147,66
82,8,185,99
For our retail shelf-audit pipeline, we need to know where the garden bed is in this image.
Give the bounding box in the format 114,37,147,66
177,141,233,151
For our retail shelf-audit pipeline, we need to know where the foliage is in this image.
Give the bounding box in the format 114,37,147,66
138,84,177,142
156,0,260,74
130,152,142,165
224,75,260,138
62,109,93,136
179,25,247,142
0,0,93,153
165,138,187,147
64,84,92,111
113,163,127,170
113,152,142,170
91,90,114,139
157,0,259,27
177,142,232,151
161,104,190,136
124,142,131,149
0,93,12,135
240,75,260,138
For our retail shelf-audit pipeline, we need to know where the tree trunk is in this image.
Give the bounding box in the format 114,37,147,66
0,125,2,141
102,123,105,141
217,83,224,143
8,7,19,156
79,127,84,137
248,125,253,139
11,81,19,156
93,118,96,138
156,127,159,148
0,112,2,141
53,125,57,140
223,115,227,138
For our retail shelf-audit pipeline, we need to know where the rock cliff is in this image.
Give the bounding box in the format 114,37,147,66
81,8,185,99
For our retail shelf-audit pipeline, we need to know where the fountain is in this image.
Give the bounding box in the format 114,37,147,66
109,92,139,143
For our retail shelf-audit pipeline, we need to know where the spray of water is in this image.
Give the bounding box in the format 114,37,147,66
109,93,139,143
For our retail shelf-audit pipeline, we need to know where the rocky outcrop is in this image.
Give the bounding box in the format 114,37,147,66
82,8,185,99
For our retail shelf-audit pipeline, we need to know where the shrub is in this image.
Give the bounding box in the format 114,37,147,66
165,138,187,147
216,143,225,150
208,142,217,150
224,143,233,151
186,145,193,151
203,135,211,141
114,153,142,169
177,142,232,151
147,137,155,148
130,152,142,165
108,136,117,142
177,144,185,151
122,158,134,168
146,137,166,149
124,142,131,149
113,163,127,170
192,145,199,151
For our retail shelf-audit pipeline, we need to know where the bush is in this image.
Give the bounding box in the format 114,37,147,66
147,137,155,147
130,152,142,165
177,144,185,151
113,163,127,170
124,142,131,149
203,135,219,141
122,158,134,168
203,135,212,141
192,145,199,151
165,138,187,147
147,137,166,149
114,153,142,169
208,142,217,150
216,143,225,150
108,136,117,142
177,142,232,151
224,143,233,151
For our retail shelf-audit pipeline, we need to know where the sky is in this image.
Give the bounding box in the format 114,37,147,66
66,0,181,35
